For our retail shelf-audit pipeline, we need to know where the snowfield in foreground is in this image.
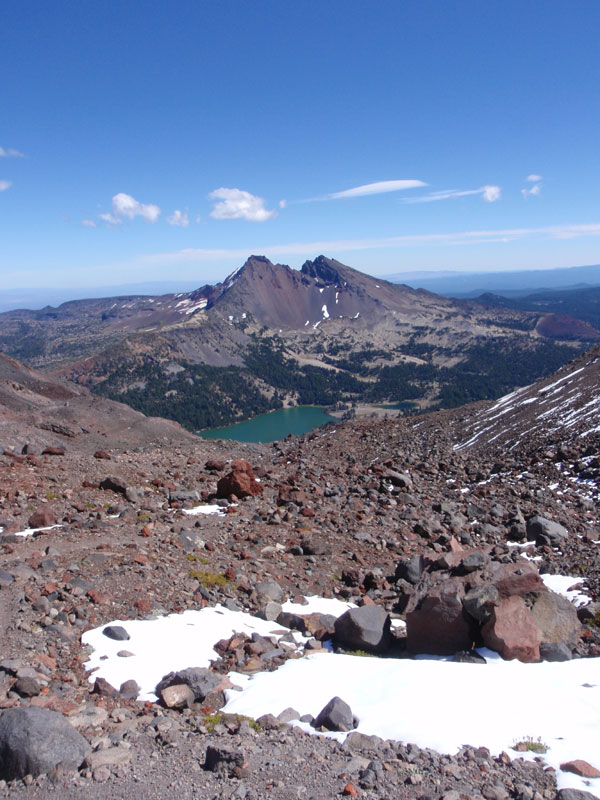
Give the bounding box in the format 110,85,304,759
83,596,600,798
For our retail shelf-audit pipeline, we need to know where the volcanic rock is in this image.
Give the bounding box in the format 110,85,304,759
0,707,89,780
312,696,357,732
526,515,569,545
216,459,263,499
334,605,391,653
28,506,56,529
481,596,542,662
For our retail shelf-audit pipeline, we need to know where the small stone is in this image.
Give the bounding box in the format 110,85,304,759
118,680,140,700
14,676,41,697
160,684,194,709
102,625,130,641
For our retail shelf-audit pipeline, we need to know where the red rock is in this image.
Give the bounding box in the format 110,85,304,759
134,597,154,612
87,588,111,605
42,447,65,456
482,596,541,662
560,760,600,778
94,450,111,460
343,783,359,796
278,484,309,506
28,506,56,529
216,459,263,499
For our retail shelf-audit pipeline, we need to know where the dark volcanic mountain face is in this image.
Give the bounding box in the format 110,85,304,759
205,254,448,330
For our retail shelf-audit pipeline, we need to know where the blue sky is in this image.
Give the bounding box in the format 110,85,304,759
1,0,599,290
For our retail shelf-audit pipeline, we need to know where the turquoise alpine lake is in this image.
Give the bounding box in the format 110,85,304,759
199,406,335,443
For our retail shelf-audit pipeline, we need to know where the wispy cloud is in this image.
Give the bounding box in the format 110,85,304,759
522,174,543,198
81,219,97,228
403,185,501,204
322,179,427,201
167,209,190,227
120,221,600,268
0,146,25,158
0,180,12,191
99,192,161,226
209,188,277,222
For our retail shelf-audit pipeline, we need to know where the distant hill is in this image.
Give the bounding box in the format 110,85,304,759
386,263,600,297
470,285,600,331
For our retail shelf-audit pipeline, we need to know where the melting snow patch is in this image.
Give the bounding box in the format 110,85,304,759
82,598,600,796
321,304,329,319
14,524,62,538
183,504,225,516
82,606,309,702
223,647,600,797
541,574,591,607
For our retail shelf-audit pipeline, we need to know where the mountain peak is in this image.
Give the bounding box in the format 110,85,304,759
301,255,347,285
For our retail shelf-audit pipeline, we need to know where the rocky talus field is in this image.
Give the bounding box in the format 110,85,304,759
0,347,599,799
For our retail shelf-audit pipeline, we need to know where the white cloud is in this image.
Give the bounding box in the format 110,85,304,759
0,146,24,158
521,184,542,199
124,221,600,268
81,219,97,228
522,175,543,198
98,193,161,226
112,192,160,222
209,188,277,222
0,180,12,191
403,185,501,204
325,179,427,200
279,199,288,209
482,185,501,202
167,209,190,227
98,212,121,227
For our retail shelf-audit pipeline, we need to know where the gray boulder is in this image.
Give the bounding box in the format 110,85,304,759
255,580,284,603
334,605,391,653
155,667,221,701
0,707,89,780
526,515,568,544
312,696,356,732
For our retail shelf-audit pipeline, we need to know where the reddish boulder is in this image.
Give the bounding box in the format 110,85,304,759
486,561,545,599
277,484,309,506
28,506,56,529
560,760,600,778
406,577,475,655
216,460,263,499
482,596,541,662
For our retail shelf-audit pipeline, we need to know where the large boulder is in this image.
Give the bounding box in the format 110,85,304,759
526,515,569,545
482,596,541,662
28,506,56,529
406,577,475,655
530,591,581,648
216,460,263,499
0,707,89,780
334,605,391,653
